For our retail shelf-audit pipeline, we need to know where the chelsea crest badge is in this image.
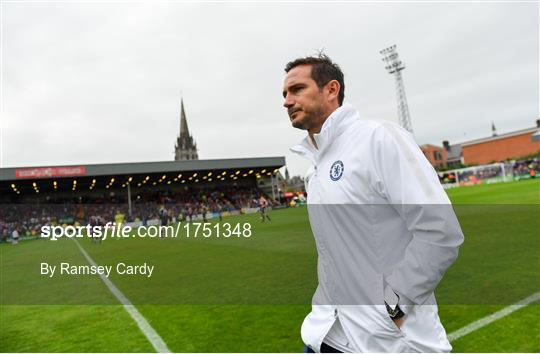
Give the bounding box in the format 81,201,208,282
330,160,344,181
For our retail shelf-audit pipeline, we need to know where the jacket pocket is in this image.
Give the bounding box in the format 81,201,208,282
375,304,404,336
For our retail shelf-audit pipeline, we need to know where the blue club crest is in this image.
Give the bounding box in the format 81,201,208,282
330,160,344,181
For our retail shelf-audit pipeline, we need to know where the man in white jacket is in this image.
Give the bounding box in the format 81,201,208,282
283,54,464,353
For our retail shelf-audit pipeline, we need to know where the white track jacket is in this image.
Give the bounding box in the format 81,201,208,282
290,104,464,353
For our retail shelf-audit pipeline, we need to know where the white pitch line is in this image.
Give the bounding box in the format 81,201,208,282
448,291,540,342
74,240,171,353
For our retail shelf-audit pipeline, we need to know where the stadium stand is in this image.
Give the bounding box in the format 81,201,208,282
0,157,285,242
438,157,539,187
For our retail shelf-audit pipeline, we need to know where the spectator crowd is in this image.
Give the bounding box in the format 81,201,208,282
438,157,539,185
0,186,274,242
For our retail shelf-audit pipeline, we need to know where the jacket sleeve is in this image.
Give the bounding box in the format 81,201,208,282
371,122,464,306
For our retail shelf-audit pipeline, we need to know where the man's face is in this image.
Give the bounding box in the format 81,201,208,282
282,65,326,132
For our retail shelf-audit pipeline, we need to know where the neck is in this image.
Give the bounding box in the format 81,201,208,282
308,132,318,149
307,104,340,149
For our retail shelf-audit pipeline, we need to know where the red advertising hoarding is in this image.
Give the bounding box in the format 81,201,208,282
15,166,87,179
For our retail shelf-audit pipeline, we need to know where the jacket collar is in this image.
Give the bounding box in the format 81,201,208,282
290,104,359,162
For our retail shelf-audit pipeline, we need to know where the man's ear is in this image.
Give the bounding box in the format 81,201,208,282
326,80,341,103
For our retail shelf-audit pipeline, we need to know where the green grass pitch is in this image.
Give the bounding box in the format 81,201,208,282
1,178,539,352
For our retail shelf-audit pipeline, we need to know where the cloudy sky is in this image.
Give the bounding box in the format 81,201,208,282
1,1,538,176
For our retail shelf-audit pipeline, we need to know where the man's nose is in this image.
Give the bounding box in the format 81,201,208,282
283,93,294,108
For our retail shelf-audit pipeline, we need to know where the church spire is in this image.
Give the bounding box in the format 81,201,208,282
174,98,199,161
180,98,190,138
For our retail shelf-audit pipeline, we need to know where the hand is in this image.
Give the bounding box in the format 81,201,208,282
392,317,404,329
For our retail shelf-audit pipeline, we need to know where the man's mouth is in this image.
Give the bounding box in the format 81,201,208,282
289,109,301,119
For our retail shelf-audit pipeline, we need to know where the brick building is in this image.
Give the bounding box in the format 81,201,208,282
461,126,540,165
420,144,448,169
421,119,540,169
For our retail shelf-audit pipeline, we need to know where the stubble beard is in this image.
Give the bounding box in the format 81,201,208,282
291,104,326,132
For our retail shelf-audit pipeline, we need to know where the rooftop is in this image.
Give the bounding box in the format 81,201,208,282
0,157,285,182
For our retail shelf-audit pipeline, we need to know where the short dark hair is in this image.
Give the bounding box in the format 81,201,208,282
285,53,345,106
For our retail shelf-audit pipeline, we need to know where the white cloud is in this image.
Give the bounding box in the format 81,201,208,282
1,2,537,176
